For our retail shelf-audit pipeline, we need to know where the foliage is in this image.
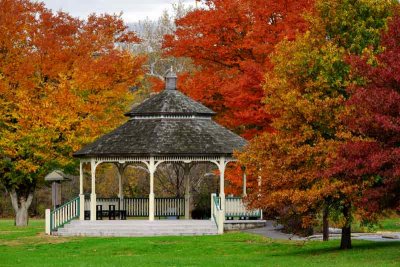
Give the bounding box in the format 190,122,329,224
317,0,394,54
238,0,396,248
0,0,144,225
164,0,314,138
330,11,400,223
1,220,400,267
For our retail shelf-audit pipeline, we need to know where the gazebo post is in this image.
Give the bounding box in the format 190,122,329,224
79,161,85,220
116,163,125,218
118,170,123,199
184,163,191,220
219,157,225,226
116,163,124,199
90,159,97,221
148,157,155,221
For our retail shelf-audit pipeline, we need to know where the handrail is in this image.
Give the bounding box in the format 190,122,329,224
50,196,80,232
213,194,221,210
211,193,224,234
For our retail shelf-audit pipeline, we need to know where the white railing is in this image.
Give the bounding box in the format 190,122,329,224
49,196,80,232
155,198,185,217
84,197,185,217
85,198,122,212
211,193,224,234
225,197,262,219
124,198,149,217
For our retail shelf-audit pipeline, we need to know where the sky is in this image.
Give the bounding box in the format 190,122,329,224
40,0,195,23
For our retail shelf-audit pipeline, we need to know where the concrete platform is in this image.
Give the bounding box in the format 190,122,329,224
56,220,218,237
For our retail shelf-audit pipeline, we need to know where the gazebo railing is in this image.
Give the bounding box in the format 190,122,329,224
85,197,185,217
155,198,185,217
50,196,80,232
124,198,148,217
225,196,262,219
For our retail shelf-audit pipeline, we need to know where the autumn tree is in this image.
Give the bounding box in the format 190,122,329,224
239,0,396,249
330,10,400,236
164,0,314,138
0,0,144,226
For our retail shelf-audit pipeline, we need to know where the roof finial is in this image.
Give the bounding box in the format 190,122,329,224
165,66,177,90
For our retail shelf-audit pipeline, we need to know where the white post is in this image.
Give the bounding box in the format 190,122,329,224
117,166,123,199
149,157,155,221
117,164,124,215
184,164,191,220
79,161,85,220
45,209,51,235
90,159,97,221
219,157,225,232
218,209,224,234
210,194,214,221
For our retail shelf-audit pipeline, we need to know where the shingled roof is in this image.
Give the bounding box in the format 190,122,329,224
125,89,216,117
74,71,247,158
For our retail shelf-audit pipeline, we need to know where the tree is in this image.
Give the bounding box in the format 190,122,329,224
0,0,144,226
330,9,400,245
239,31,349,238
164,0,314,138
238,0,396,249
130,1,195,95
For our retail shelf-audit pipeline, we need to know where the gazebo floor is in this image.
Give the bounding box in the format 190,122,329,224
56,219,218,237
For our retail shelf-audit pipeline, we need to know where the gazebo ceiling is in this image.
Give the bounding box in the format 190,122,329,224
73,71,247,158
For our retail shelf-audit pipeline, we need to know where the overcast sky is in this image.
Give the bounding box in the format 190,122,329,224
40,0,195,23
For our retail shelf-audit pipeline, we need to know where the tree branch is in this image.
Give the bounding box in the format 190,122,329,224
9,189,19,211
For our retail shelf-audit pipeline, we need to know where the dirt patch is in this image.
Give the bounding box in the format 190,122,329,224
1,232,77,246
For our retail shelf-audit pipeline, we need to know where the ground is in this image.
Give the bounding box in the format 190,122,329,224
1,220,400,266
245,219,400,242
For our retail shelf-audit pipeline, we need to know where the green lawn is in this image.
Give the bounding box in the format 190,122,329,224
0,220,399,267
378,217,400,232
350,215,400,233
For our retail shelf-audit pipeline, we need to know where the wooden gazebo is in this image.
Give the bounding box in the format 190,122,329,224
46,71,261,236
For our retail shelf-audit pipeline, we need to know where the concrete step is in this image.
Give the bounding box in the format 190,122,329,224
57,232,217,237
70,220,214,225
56,219,218,237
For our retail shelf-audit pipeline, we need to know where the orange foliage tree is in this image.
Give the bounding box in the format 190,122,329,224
164,0,314,138
0,0,144,226
239,0,396,249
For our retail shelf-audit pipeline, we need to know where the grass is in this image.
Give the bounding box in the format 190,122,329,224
0,220,400,267
377,217,400,232
349,215,400,233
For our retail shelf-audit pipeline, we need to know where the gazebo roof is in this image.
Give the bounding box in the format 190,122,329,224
125,89,216,117
74,71,247,158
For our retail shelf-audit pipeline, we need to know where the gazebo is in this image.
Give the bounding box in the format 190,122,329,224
45,71,262,236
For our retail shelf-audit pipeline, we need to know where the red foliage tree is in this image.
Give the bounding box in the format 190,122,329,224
330,11,400,241
164,0,314,138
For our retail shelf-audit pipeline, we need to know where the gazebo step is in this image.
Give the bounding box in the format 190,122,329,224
57,220,218,237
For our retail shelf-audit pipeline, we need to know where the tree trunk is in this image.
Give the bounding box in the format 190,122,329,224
9,189,34,227
340,205,352,249
322,206,329,241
